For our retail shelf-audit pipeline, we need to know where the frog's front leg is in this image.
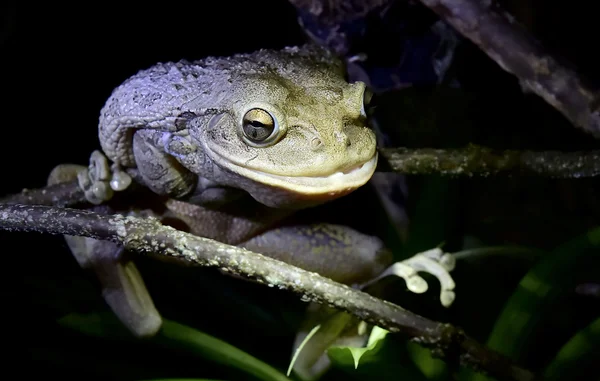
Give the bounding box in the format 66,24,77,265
70,151,133,205
72,126,200,206
48,164,162,337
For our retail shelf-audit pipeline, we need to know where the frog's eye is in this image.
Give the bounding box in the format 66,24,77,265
242,108,278,144
360,87,373,118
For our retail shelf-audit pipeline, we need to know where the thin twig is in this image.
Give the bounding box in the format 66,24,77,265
0,203,538,381
416,0,600,137
0,145,596,217
0,181,85,207
379,146,600,177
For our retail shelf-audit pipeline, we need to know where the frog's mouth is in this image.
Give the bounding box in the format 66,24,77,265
211,150,378,196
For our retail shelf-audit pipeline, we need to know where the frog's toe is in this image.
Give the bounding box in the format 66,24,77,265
404,248,456,307
364,248,457,307
77,150,132,205
420,247,456,271
363,261,429,293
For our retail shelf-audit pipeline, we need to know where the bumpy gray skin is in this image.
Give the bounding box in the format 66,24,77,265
53,45,384,336
50,45,456,381
99,45,377,209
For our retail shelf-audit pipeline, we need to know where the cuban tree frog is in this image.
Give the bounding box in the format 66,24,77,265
48,45,455,378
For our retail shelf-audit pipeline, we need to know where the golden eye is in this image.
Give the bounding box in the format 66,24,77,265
242,108,276,143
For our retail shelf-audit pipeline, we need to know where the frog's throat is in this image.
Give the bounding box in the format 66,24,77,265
211,151,378,196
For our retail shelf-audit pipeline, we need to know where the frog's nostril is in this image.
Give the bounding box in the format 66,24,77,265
311,137,322,149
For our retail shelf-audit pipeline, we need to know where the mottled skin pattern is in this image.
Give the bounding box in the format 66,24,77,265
240,222,392,285
99,45,378,208
49,45,390,342
47,45,459,381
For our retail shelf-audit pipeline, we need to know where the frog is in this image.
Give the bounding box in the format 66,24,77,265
47,44,455,379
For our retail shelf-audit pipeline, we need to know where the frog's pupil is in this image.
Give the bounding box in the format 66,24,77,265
242,110,275,143
244,121,271,141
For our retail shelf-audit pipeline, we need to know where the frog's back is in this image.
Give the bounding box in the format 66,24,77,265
98,59,229,166
98,45,344,167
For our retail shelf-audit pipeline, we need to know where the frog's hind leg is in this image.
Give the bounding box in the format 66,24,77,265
238,223,456,380
239,223,392,286
48,164,162,337
239,224,388,380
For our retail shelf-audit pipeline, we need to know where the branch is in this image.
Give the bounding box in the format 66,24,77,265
416,0,600,137
0,144,596,213
0,181,85,207
0,203,537,381
379,145,600,177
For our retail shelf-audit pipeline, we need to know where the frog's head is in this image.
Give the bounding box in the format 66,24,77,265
193,46,377,208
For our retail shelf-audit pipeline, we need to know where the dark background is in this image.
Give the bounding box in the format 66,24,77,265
1,1,306,193
1,1,600,380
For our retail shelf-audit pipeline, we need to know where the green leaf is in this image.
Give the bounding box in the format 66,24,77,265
287,324,321,376
286,309,354,380
405,342,449,380
543,317,600,381
327,325,429,381
59,313,292,381
327,326,389,369
452,246,543,262
465,227,600,381
139,379,228,381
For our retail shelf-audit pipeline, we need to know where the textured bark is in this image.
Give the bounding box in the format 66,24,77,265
288,0,600,137
0,181,85,207
380,146,600,177
0,203,538,381
416,0,600,137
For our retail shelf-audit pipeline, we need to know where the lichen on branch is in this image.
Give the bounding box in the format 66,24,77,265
0,203,538,381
